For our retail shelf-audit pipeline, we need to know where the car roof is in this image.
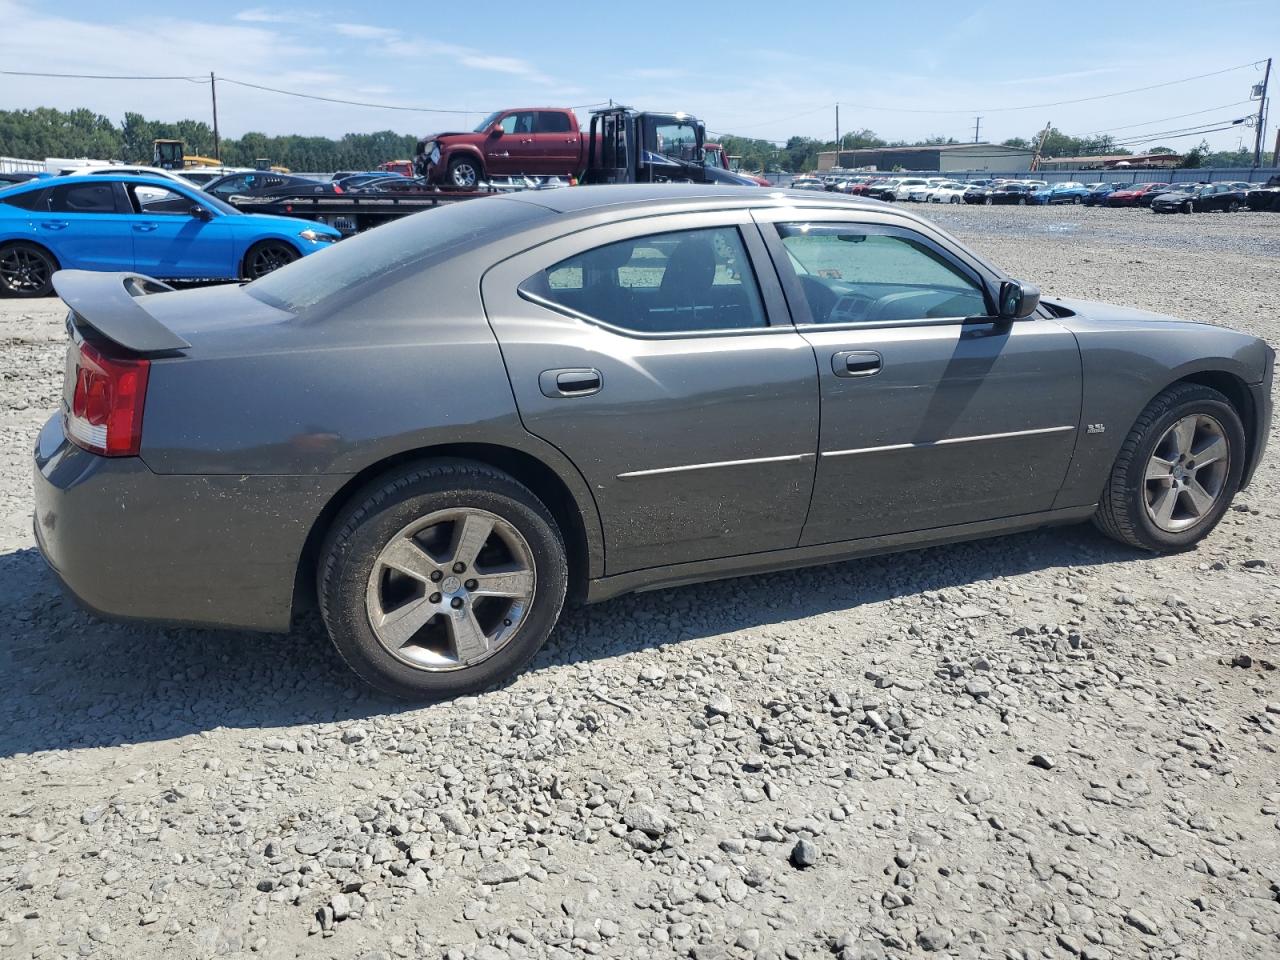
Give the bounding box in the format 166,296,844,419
503,183,882,214
498,183,948,233
6,173,196,193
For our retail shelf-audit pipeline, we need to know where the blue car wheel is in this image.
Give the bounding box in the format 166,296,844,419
0,241,58,298
242,240,299,280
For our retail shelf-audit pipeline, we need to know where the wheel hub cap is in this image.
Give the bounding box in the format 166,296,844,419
365,508,535,671
1143,414,1229,533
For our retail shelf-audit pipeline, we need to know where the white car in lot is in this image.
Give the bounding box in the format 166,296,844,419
59,164,199,187
926,181,968,203
894,177,934,201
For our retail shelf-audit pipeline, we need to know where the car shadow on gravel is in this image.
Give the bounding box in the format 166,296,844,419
0,524,1146,758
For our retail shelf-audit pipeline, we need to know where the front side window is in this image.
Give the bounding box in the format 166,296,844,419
522,226,767,335
777,224,988,325
128,184,193,215
48,183,118,214
498,112,536,135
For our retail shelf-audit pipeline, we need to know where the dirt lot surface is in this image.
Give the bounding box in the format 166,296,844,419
1,205,1277,960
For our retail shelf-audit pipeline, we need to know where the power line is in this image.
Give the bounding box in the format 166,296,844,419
1082,100,1255,136
1110,119,1250,147
1,68,609,115
836,60,1265,114
0,69,206,81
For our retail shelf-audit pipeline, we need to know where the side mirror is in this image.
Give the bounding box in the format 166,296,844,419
998,279,1040,320
489,124,503,137
189,204,212,220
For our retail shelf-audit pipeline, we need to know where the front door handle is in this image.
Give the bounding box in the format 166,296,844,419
133,223,159,232
539,368,602,398
832,350,882,378
39,221,69,230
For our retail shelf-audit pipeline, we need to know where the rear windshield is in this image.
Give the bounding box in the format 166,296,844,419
246,196,549,313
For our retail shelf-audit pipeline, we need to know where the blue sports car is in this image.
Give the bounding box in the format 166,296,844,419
1027,181,1091,205
0,174,340,297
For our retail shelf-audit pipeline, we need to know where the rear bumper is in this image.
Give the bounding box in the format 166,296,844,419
33,415,345,633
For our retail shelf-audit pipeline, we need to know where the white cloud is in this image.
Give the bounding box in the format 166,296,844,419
334,22,399,42
233,7,290,22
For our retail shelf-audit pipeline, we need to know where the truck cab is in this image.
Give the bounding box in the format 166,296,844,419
581,107,758,186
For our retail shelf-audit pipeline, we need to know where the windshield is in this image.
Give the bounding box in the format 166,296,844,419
192,189,239,215
246,196,549,314
473,111,502,133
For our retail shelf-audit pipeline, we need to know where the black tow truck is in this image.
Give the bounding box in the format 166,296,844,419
224,106,757,236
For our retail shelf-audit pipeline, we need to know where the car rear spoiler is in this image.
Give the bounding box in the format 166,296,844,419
52,270,191,354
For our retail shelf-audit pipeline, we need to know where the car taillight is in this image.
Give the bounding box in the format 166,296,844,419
333,183,343,194
66,340,150,457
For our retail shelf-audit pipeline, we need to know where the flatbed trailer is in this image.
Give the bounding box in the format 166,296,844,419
227,188,500,235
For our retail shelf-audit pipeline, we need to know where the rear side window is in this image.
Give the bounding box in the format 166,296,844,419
536,111,573,134
1,187,47,211
48,183,119,213
521,226,767,335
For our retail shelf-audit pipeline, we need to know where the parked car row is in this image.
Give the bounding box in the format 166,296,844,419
798,173,1278,213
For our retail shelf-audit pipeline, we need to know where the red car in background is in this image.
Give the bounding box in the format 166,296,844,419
1105,182,1170,207
378,160,415,178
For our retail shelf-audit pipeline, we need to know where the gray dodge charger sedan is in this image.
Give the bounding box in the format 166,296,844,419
33,185,1273,698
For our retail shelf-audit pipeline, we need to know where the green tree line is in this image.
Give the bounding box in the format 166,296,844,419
0,107,418,171
0,107,1259,174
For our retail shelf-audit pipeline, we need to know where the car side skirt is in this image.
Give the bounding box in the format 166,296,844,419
585,505,1097,603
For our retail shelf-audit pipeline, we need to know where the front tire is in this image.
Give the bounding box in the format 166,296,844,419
318,460,568,700
242,240,299,280
1093,383,1245,552
0,242,58,298
447,156,483,188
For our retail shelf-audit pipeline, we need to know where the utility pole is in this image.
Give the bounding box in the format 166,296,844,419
835,103,840,152
1252,57,1270,168
973,116,982,144
1273,127,1279,167
1031,120,1052,172
210,72,221,162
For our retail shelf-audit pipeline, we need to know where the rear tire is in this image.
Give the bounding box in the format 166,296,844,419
1093,383,1245,553
318,459,568,700
0,241,58,298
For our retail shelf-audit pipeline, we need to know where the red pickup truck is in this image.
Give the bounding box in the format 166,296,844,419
415,108,585,187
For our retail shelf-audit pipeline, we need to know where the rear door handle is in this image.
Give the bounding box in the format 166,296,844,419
832,350,882,378
539,368,602,398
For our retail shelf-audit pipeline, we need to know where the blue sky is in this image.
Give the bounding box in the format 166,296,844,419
1,0,1275,153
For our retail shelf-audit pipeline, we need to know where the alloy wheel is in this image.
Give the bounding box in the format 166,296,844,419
247,243,297,278
365,508,536,671
451,162,479,188
1143,414,1230,533
0,246,51,294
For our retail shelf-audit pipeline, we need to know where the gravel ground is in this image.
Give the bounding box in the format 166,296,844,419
1,205,1278,960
